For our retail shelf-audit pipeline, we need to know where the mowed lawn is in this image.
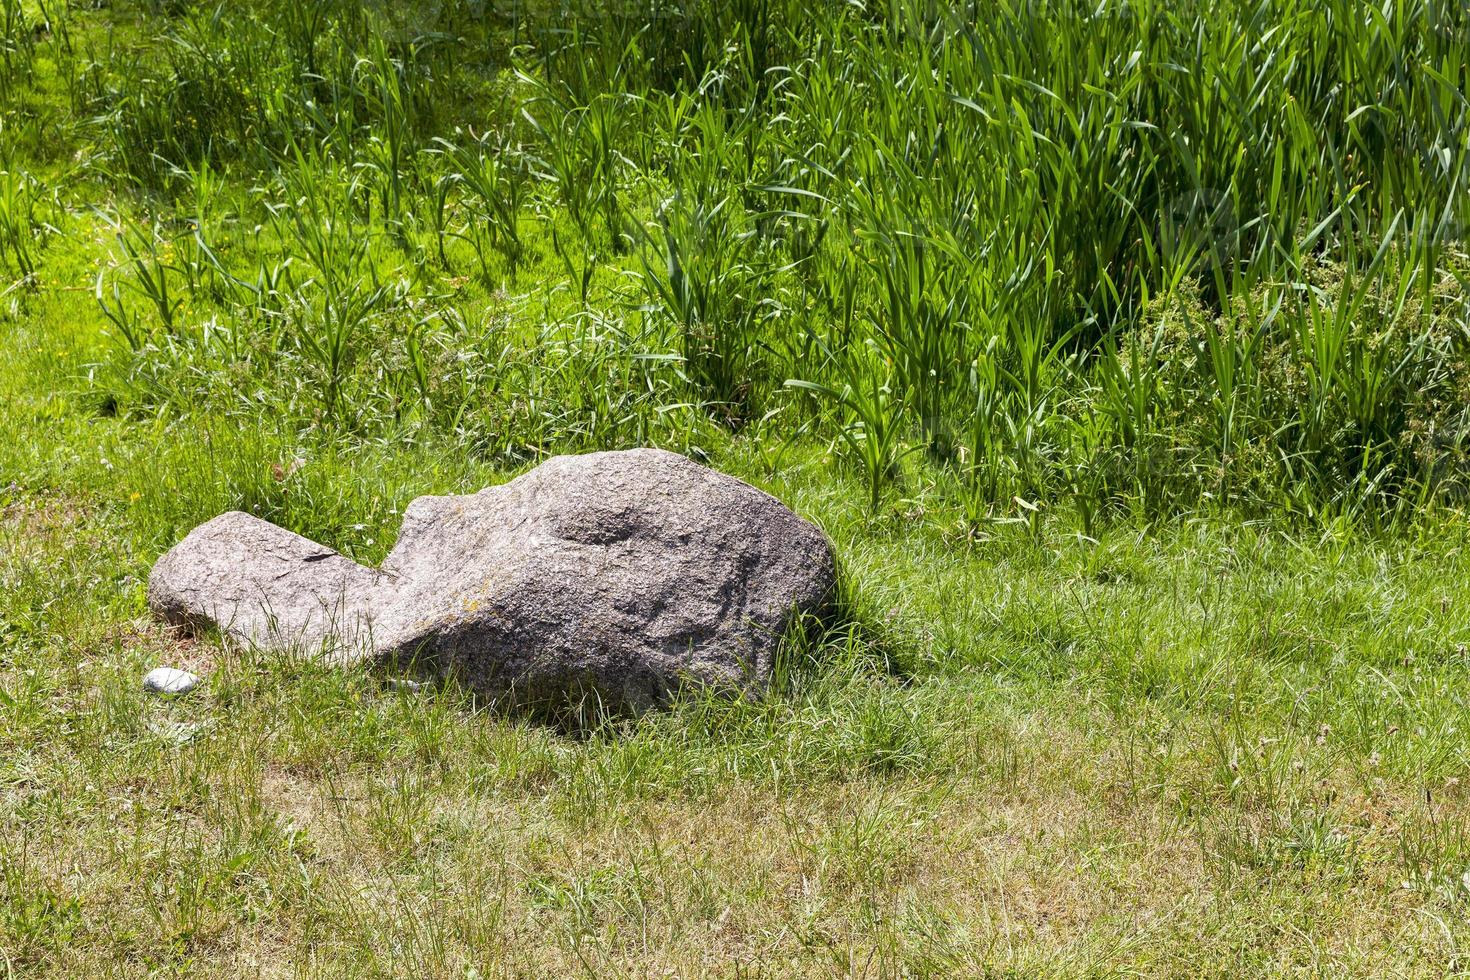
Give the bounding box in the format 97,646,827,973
7,299,1470,975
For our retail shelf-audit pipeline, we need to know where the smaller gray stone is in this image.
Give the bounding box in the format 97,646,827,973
143,667,200,696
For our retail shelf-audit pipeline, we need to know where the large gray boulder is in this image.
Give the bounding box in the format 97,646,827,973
148,449,835,711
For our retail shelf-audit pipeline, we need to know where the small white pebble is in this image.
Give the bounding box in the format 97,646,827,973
142,667,200,696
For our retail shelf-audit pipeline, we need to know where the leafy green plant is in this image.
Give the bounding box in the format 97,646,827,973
521,72,630,249
272,148,398,422
0,162,41,281
787,341,913,511
433,129,529,277
640,190,777,425
95,221,186,345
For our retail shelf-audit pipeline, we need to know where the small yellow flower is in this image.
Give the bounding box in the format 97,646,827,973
129,492,141,502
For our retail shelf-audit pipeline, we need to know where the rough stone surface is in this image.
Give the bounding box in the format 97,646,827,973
147,449,835,710
149,510,384,659
142,667,200,696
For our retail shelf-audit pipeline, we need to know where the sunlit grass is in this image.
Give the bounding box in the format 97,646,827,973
3,0,1470,973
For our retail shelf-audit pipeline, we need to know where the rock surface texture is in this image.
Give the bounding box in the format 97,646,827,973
148,449,835,711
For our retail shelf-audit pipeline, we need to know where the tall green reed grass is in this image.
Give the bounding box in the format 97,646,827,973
58,0,1470,522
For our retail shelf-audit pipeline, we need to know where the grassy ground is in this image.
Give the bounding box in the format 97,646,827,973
11,289,1470,975
4,0,1470,975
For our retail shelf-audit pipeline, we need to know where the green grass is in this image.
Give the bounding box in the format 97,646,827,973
4,0,1470,973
